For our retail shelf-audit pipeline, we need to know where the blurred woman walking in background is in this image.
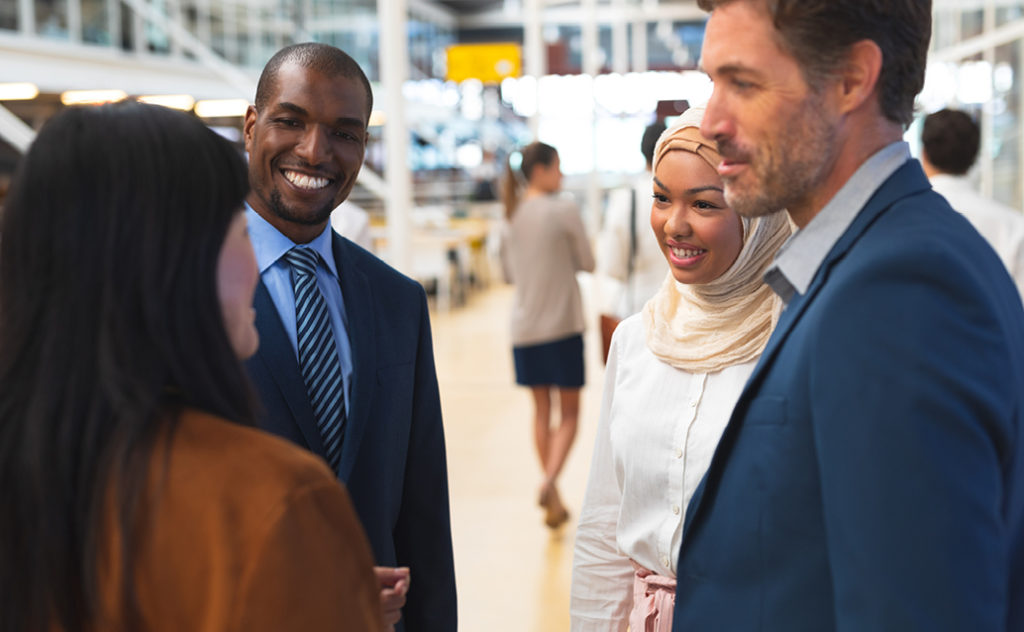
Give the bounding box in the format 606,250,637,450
499,141,595,529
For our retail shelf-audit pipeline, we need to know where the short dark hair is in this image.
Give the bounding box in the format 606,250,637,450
255,42,374,122
642,121,668,168
697,0,931,126
0,101,256,631
921,108,980,176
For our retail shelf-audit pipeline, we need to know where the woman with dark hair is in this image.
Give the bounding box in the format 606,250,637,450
498,141,595,529
0,102,382,632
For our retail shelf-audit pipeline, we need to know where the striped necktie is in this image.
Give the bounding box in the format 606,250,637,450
284,247,345,472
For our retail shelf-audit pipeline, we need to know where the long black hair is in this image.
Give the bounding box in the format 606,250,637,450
0,101,255,631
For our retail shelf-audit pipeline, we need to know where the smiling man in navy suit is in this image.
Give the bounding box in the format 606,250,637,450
672,1,1024,630
242,43,456,631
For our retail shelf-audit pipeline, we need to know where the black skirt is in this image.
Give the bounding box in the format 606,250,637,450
512,334,585,388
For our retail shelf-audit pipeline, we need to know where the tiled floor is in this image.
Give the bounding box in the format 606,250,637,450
431,280,605,631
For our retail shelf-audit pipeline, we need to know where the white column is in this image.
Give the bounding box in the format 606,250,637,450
378,0,413,274
168,0,183,57
132,5,145,54
631,16,647,73
1018,38,1024,209
247,2,261,68
523,0,544,137
612,0,629,74
582,0,601,236
68,0,82,43
196,0,211,48
581,0,599,77
981,2,995,198
222,1,238,63
107,0,121,49
18,0,33,34
636,0,659,73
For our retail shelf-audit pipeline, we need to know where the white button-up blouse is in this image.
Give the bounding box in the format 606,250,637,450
570,313,757,631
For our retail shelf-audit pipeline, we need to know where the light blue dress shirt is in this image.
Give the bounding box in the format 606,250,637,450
245,205,353,411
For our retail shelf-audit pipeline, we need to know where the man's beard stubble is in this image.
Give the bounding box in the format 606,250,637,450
269,188,336,227
718,93,837,220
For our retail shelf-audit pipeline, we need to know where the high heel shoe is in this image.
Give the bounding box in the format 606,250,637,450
541,484,570,529
544,504,570,529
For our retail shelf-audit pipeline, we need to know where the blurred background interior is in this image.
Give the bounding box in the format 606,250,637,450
2,1,1022,281
2,1,1022,629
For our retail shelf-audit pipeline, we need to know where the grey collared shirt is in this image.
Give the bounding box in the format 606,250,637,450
764,141,912,304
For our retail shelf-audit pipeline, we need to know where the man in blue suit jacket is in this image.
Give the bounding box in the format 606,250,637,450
242,43,456,631
675,0,1024,629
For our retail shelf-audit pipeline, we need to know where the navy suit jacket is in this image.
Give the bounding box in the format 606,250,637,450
674,161,1024,630
246,232,457,632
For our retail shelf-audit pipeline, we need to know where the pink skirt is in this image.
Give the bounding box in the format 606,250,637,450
629,561,676,632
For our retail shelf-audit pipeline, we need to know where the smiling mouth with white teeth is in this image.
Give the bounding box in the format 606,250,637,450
671,246,706,258
283,169,333,191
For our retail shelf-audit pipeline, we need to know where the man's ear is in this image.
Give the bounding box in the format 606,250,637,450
242,105,258,151
838,39,884,115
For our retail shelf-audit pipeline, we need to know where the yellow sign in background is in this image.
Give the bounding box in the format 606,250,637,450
446,43,522,83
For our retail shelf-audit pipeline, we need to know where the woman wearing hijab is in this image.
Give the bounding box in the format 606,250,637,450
569,107,792,631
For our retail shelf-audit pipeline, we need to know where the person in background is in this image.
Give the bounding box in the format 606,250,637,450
597,120,670,318
921,107,1024,299
499,141,595,528
242,42,456,631
331,198,375,252
0,101,382,632
674,0,1024,629
571,107,791,632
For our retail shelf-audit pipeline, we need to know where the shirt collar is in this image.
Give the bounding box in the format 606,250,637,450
245,204,338,279
765,141,911,303
928,173,967,190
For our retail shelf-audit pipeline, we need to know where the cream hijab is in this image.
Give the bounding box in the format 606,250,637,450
642,107,792,374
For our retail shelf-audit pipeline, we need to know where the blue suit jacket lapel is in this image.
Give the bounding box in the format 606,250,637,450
680,160,933,543
331,233,376,481
680,278,814,541
252,281,325,454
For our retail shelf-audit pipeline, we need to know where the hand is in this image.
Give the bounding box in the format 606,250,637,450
374,566,411,631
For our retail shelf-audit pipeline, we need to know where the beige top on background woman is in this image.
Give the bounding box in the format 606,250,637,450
499,194,596,346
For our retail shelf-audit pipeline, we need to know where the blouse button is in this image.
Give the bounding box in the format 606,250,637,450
661,556,671,568
674,447,683,459
672,504,681,515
